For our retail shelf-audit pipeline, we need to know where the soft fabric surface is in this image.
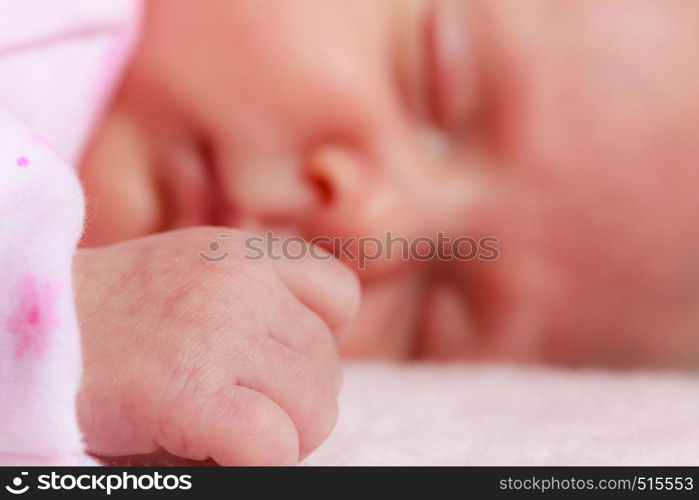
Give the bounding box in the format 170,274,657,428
302,362,699,465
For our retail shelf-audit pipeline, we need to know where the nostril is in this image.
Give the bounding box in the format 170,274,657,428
309,172,334,205
306,145,363,208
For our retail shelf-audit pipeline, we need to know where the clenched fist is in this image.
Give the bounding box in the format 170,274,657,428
73,227,359,465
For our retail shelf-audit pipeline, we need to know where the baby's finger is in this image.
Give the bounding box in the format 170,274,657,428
271,241,361,338
157,382,299,465
240,339,340,459
265,290,343,393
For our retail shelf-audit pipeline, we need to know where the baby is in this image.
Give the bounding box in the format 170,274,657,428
4,0,699,465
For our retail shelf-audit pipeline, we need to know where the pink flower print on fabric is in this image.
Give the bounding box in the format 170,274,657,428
16,156,29,167
7,274,61,360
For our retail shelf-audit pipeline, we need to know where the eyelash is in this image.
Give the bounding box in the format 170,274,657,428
424,2,447,125
423,0,479,131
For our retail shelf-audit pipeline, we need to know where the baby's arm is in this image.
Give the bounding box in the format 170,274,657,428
73,227,359,464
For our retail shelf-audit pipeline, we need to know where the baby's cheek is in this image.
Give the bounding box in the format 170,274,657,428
497,165,699,366
476,3,699,365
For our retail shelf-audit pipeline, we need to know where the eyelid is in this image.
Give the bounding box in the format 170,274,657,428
427,0,478,128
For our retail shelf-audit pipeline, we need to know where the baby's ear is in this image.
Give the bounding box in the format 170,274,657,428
79,107,162,247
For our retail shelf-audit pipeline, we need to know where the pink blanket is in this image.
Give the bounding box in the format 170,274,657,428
302,363,699,465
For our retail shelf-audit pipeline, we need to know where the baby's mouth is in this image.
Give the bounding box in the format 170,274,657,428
414,278,480,359
339,272,425,359
339,261,485,360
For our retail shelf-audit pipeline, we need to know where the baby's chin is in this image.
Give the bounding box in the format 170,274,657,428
338,271,481,360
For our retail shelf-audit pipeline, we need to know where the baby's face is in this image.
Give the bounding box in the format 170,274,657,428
81,0,699,366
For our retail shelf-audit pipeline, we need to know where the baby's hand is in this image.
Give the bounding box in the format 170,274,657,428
73,227,359,465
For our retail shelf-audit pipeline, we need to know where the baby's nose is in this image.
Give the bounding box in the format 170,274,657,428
304,145,429,279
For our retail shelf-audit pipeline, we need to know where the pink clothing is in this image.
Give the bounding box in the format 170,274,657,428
0,1,140,465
